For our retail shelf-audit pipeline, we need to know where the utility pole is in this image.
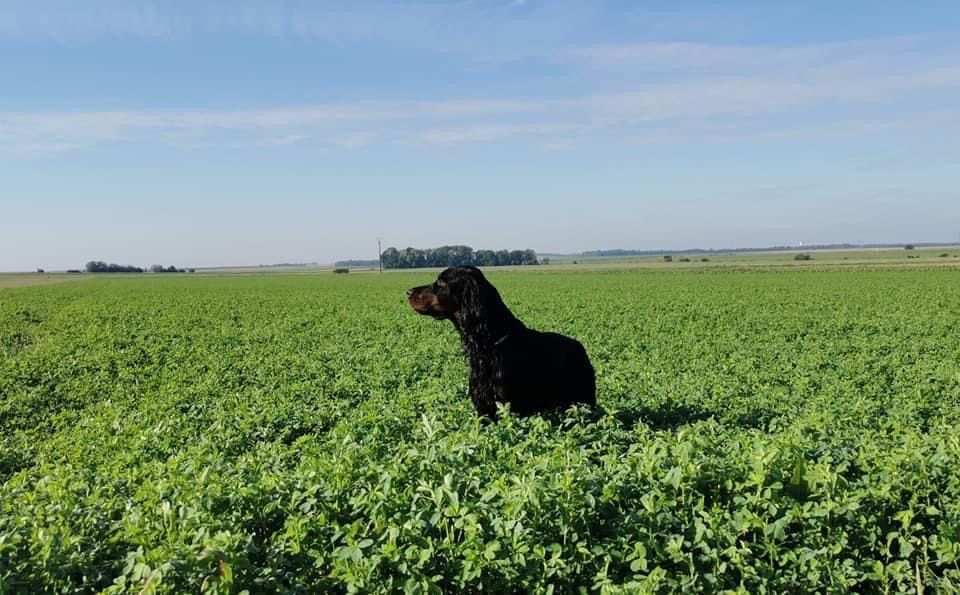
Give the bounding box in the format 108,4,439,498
377,237,383,273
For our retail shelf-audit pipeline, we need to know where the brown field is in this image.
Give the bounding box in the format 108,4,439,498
0,273,92,290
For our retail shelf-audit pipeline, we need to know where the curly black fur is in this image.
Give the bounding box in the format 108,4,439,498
408,266,596,419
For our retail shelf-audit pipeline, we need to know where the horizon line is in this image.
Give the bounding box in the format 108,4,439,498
8,240,960,274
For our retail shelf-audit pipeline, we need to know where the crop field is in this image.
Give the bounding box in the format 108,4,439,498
2,267,960,593
0,274,91,290
544,246,960,269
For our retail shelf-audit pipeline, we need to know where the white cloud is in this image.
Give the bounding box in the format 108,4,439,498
417,123,581,146
2,34,958,154
558,37,932,72
254,134,305,147
540,138,576,150
0,0,454,44
329,131,379,149
0,141,83,155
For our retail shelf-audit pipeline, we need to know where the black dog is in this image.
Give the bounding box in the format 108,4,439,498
407,266,595,419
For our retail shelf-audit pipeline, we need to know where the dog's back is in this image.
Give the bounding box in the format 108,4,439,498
497,328,596,416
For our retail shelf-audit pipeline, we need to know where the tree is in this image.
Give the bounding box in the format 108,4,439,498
86,261,143,273
448,245,474,266
400,247,420,269
475,250,496,266
381,247,400,269
379,245,539,269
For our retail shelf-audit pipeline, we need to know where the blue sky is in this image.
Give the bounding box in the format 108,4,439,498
2,0,959,271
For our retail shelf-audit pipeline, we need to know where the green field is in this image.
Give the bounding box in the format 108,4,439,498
2,267,959,593
0,273,91,290
543,246,960,269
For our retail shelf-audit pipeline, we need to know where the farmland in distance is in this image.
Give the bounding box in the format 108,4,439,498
1,266,959,592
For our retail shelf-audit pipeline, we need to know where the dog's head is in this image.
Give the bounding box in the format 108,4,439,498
407,266,500,323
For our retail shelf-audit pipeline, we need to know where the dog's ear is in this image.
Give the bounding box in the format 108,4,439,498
455,271,487,331
454,268,506,331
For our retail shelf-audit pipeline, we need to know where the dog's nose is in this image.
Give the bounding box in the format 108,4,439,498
406,288,415,298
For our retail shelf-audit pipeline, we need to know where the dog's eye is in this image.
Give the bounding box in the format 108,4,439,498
436,279,446,288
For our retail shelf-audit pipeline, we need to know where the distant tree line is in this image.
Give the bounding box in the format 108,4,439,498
582,242,953,258
85,261,144,273
334,259,378,268
84,261,194,273
257,262,318,268
150,264,194,273
380,246,538,269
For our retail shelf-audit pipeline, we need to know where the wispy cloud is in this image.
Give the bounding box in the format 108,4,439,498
2,34,958,154
540,138,577,151
0,0,464,44
0,141,83,155
557,36,936,72
254,134,305,147
417,123,583,146
622,108,960,147
330,131,379,149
